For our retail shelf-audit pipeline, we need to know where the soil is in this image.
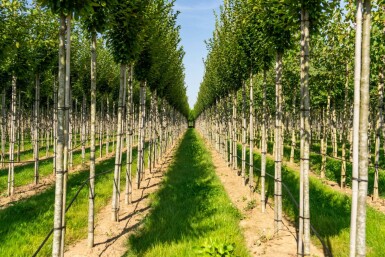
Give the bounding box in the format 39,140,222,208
206,141,325,257
64,144,177,257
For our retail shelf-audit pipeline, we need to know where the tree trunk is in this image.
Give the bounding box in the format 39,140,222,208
261,68,267,213
321,106,327,179
52,14,67,257
356,2,371,256
81,94,86,165
60,15,71,257
249,72,254,193
125,64,133,205
112,64,126,222
106,98,110,155
232,90,237,171
290,90,296,164
137,81,146,189
88,32,97,248
374,65,383,199
7,74,16,196
349,1,362,256
298,8,311,256
99,99,104,159
242,82,247,183
341,63,350,188
274,52,283,233
34,74,40,185
53,78,58,174
1,89,6,168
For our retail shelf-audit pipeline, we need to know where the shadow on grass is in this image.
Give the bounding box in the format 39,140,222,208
0,145,140,256
127,129,218,254
239,144,385,256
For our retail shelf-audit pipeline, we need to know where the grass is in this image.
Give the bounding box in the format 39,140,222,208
263,141,385,198
239,145,385,257
0,142,144,256
125,129,250,257
0,140,115,196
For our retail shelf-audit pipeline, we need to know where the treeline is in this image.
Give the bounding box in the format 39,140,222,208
194,1,383,257
0,0,189,256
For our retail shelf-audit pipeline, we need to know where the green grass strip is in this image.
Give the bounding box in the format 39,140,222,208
240,146,385,257
0,142,114,195
0,144,143,256
125,129,250,257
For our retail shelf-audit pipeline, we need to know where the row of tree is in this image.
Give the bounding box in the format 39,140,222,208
1,0,189,256
194,0,382,256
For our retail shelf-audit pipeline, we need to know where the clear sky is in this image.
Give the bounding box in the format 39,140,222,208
174,0,222,109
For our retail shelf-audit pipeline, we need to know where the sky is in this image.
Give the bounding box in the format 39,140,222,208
174,0,222,108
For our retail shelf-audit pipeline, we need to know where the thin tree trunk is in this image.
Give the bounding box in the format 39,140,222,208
321,105,327,179
274,52,283,233
7,74,16,196
16,92,20,162
1,89,5,168
112,64,126,222
60,15,71,257
249,72,254,193
53,78,58,174
137,81,146,189
52,15,66,257
99,100,104,159
125,64,133,205
298,8,311,256
81,94,86,165
232,90,237,171
34,74,40,185
290,90,296,164
88,32,97,248
341,63,349,188
349,1,363,256
242,82,247,183
261,68,267,213
374,65,383,199
356,2,371,255
106,98,110,155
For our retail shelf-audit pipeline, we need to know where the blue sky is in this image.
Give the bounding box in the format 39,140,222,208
174,0,221,108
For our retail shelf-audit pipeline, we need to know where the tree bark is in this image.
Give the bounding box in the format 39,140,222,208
232,90,237,171
274,52,283,234
52,14,67,257
1,89,6,168
373,65,383,199
249,72,254,194
349,1,362,256
261,68,267,213
137,81,146,189
112,64,126,222
356,2,371,256
242,82,247,183
88,32,97,248
298,8,311,256
125,64,133,205
81,94,86,165
7,74,16,196
34,74,40,185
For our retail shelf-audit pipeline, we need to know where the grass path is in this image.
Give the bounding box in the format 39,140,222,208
125,129,250,257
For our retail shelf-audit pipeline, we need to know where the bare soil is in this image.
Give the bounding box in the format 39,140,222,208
206,142,325,257
64,144,177,257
